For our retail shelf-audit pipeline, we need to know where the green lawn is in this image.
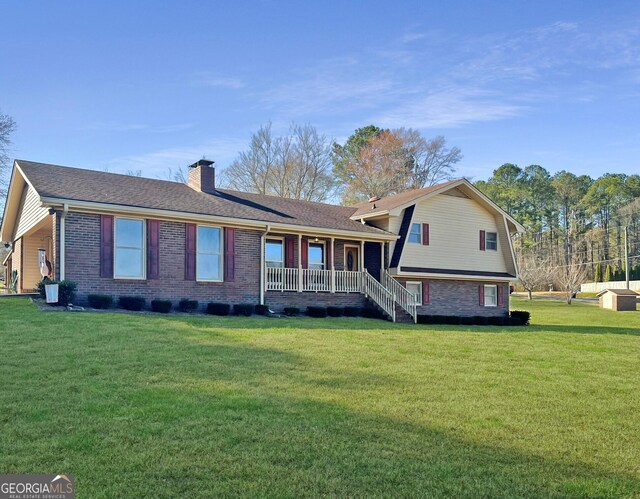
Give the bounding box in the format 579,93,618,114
1,298,639,498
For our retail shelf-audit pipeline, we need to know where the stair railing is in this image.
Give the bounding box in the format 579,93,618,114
382,270,418,323
362,269,396,322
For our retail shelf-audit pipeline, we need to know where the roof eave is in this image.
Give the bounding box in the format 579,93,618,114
40,196,399,241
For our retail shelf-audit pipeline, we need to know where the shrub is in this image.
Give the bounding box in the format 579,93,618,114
363,306,383,319
207,303,230,316
510,310,531,326
445,315,461,325
88,294,113,309
473,316,489,326
178,299,199,313
460,316,475,326
37,279,77,306
255,304,270,315
488,316,505,326
307,306,327,318
118,296,146,311
283,307,300,317
327,306,343,317
417,315,432,324
151,299,172,314
343,306,361,317
234,303,254,316
432,315,447,324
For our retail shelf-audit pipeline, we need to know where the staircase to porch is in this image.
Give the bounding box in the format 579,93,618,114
266,267,417,323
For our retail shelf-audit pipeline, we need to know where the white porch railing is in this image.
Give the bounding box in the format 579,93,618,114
362,269,395,321
265,267,414,323
266,267,299,291
302,269,331,292
335,270,362,293
382,270,418,323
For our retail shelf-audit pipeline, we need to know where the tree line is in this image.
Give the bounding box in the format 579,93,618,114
475,164,640,298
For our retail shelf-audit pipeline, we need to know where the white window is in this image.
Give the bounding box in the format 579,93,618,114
406,281,422,305
486,232,498,251
408,223,421,244
197,226,223,281
266,239,284,268
114,218,145,279
484,284,497,307
308,242,325,270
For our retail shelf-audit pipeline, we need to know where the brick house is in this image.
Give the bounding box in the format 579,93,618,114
1,159,523,321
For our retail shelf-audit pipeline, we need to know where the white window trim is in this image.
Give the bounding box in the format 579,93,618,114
484,284,498,307
408,223,422,244
114,217,146,280
486,231,498,251
196,224,224,282
406,280,422,305
265,236,285,268
308,240,326,270
343,244,360,272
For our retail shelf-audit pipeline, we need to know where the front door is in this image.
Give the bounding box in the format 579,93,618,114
345,246,359,271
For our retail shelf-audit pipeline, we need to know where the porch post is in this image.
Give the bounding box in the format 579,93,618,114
360,240,365,272
330,237,335,293
259,231,265,305
297,233,302,292
380,241,384,278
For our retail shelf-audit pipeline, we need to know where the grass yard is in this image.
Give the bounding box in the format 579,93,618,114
1,298,639,498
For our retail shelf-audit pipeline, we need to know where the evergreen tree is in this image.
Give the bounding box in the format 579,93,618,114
604,264,613,282
594,263,603,283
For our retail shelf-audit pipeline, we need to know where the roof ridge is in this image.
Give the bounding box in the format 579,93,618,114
16,159,188,188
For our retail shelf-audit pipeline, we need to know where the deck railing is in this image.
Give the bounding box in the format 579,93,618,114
302,269,331,292
382,270,418,323
334,270,362,293
265,267,410,323
265,267,299,291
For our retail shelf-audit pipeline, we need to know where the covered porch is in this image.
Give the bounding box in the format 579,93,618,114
262,232,386,294
4,215,55,293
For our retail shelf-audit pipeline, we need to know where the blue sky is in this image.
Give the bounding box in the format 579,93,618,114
2,0,640,183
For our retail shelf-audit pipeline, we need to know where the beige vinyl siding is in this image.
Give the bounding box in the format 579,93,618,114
401,193,510,274
14,185,49,240
387,216,402,262
21,220,53,291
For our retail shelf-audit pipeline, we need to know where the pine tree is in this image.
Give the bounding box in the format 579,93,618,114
604,264,613,282
594,263,603,283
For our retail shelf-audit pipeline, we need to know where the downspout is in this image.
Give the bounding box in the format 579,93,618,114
59,203,69,281
259,224,271,305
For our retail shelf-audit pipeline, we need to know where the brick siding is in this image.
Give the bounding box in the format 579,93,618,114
265,291,366,311
62,212,370,311
396,277,510,317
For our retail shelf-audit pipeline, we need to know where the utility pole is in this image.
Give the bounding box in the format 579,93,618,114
624,226,630,290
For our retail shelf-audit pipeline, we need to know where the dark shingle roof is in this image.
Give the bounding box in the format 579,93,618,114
17,160,389,236
350,179,461,218
596,289,639,296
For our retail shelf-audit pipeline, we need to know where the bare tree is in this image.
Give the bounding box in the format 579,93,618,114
219,123,335,202
517,252,553,300
0,112,17,205
124,169,143,177
555,258,589,305
395,130,462,189
159,166,188,183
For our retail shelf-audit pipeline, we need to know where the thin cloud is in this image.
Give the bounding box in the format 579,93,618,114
374,87,524,129
101,137,248,179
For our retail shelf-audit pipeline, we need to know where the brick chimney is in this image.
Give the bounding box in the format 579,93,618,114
187,159,215,194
